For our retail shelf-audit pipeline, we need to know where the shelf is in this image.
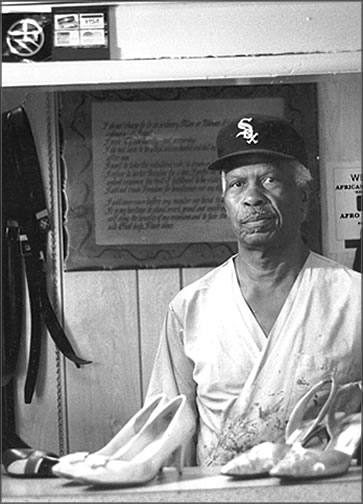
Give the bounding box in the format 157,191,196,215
3,51,361,91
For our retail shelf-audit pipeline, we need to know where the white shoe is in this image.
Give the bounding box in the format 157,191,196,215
52,393,167,479
74,394,196,486
221,377,337,477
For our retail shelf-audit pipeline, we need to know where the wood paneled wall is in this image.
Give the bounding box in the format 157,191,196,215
13,261,212,454
62,267,212,453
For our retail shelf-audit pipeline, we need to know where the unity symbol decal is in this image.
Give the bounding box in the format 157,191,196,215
6,18,45,57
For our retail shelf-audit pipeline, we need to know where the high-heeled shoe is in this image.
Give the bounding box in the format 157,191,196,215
2,448,59,477
52,393,167,480
72,394,196,486
221,377,337,477
270,381,362,479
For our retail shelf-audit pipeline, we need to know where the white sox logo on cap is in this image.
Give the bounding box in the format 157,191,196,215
208,114,308,171
235,117,259,145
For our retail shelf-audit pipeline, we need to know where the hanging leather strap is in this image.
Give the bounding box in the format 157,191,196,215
6,106,49,255
40,276,89,367
20,234,44,404
2,221,24,386
4,106,91,403
21,234,90,404
2,113,25,388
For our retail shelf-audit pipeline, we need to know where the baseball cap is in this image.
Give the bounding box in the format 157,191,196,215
208,114,308,172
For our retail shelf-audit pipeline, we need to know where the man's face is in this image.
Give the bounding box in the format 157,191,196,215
222,161,308,250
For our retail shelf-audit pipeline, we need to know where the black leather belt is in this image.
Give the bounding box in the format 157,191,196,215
2,221,23,387
2,115,24,388
3,106,91,404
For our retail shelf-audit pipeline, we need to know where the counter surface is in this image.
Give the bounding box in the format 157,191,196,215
2,464,361,502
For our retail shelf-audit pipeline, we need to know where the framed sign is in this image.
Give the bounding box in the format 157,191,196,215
325,161,361,252
58,84,320,270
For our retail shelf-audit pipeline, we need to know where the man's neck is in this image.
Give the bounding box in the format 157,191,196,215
233,240,310,335
234,240,310,286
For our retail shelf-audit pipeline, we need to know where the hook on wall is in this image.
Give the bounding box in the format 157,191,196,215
21,91,30,109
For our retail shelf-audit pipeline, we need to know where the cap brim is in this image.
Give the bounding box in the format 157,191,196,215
207,150,296,172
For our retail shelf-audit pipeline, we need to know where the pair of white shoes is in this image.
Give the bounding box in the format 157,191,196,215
52,394,195,486
221,378,362,480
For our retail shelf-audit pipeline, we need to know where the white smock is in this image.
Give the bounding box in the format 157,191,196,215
145,251,361,466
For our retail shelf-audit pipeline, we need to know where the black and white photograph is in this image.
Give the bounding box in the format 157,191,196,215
2,1,361,502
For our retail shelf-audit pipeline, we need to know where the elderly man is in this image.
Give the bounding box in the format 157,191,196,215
145,115,361,467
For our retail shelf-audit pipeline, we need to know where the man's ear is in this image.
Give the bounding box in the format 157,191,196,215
300,188,310,221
